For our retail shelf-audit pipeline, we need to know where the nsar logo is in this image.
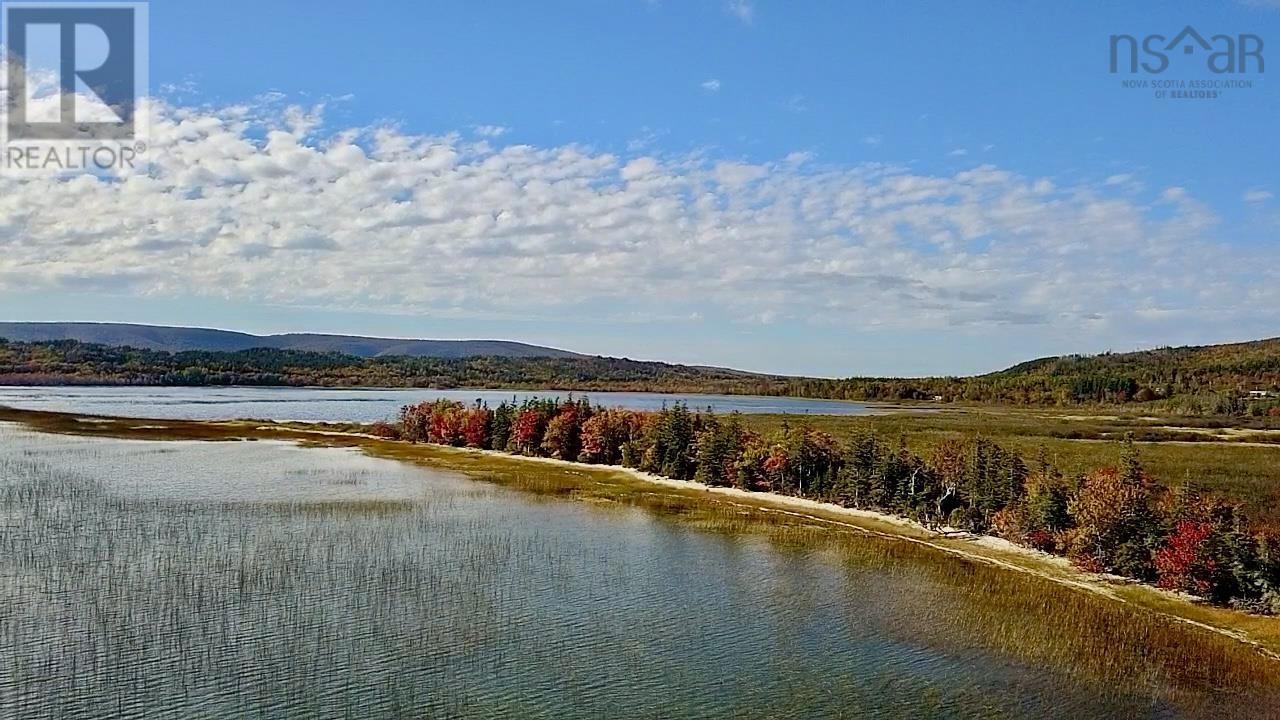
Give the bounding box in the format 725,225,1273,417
1110,25,1264,75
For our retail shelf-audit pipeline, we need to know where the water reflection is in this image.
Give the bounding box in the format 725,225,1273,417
0,425,1214,719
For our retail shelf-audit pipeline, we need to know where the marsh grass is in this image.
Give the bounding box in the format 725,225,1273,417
8,405,1280,522
355,438,1280,705
4,406,1280,716
0,443,623,717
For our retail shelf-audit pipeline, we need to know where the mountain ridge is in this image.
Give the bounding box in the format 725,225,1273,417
0,322,586,360
4,323,1280,412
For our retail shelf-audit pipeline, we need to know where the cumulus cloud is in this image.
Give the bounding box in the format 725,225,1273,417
472,125,509,138
0,95,1275,338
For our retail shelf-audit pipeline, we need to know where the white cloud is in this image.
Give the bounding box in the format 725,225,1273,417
701,78,721,93
620,156,661,180
948,148,968,157
862,135,883,146
0,94,1275,340
473,125,509,138
1244,188,1274,203
713,161,767,186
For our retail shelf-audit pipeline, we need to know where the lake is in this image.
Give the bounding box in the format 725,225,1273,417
0,423,1255,719
0,385,901,422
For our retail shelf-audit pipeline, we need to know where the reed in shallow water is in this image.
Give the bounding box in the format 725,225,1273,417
363,438,1280,704
2,411,1280,718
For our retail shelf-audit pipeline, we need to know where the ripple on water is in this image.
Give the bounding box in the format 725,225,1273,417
0,424,1226,719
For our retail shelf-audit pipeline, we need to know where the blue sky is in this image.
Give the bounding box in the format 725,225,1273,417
2,1,1279,376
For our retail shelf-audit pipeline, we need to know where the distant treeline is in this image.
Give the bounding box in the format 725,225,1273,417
3,337,1280,414
0,338,773,393
789,344,1280,414
382,397,1280,613
783,340,1280,415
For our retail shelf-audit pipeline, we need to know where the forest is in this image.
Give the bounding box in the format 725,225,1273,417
3,336,1280,414
381,397,1280,613
789,339,1280,414
0,339,764,392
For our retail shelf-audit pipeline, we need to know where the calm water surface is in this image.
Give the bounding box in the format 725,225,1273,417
0,424,1223,719
0,385,896,422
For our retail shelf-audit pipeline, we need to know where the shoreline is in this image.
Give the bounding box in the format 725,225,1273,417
336,432,1280,659
272,420,1280,660
2,404,1278,662
0,383,920,408
0,386,933,419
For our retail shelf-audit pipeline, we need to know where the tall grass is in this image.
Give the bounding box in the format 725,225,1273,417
366,439,1280,702
3,409,1280,718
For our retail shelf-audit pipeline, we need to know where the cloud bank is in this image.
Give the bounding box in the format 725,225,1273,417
0,93,1275,344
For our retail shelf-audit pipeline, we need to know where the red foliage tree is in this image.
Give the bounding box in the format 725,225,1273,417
1024,529,1056,552
579,413,609,464
510,409,547,455
761,445,790,491
1155,520,1218,597
542,406,583,460
398,402,431,442
579,409,634,465
427,402,466,446
462,406,492,449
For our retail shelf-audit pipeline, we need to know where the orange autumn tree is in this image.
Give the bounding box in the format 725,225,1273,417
1063,449,1162,579
579,409,639,465
427,401,466,446
542,402,587,460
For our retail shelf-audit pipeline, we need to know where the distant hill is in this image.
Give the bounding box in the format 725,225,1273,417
0,338,781,394
3,322,1280,414
969,338,1280,409
773,337,1280,412
989,338,1280,383
0,323,585,360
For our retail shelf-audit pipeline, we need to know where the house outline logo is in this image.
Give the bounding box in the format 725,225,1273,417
1166,26,1212,56
1109,24,1264,74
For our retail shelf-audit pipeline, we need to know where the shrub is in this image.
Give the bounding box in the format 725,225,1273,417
370,421,400,440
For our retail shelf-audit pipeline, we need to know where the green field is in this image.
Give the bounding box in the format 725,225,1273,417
740,407,1280,527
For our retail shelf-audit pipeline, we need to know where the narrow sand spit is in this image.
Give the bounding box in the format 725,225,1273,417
277,425,1280,660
